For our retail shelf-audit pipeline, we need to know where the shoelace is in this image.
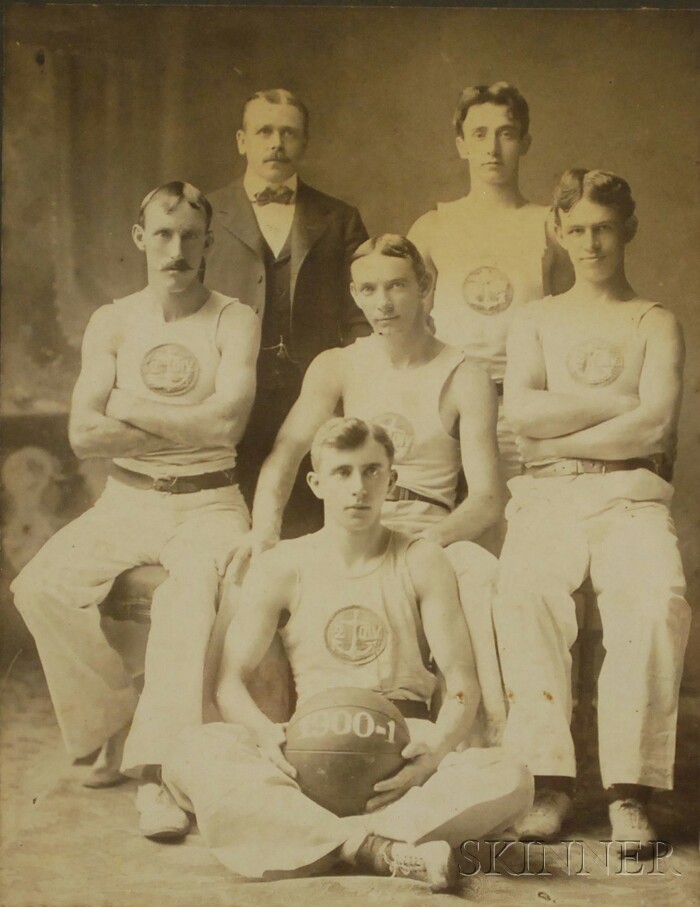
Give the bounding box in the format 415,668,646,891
384,850,426,878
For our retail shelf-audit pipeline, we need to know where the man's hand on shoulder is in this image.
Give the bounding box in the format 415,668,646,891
225,526,281,585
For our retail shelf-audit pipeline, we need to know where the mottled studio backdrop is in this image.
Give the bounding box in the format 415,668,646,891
1,6,698,680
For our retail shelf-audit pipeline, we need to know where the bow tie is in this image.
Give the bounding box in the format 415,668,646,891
254,185,294,206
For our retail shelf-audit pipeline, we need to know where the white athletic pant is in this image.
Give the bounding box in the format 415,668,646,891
494,470,691,789
12,478,249,772
381,501,506,745
163,721,533,880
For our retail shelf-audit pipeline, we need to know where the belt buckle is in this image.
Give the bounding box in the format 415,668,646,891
153,475,177,493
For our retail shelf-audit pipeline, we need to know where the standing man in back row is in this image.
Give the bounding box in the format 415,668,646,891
205,88,369,531
408,82,573,518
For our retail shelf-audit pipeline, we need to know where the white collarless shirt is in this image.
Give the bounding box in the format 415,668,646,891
244,171,297,257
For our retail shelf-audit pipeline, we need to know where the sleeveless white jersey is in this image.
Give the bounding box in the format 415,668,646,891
342,336,463,510
420,199,549,380
280,531,436,707
113,289,239,477
532,295,661,464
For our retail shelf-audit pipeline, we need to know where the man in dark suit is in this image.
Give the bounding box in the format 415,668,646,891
205,88,369,532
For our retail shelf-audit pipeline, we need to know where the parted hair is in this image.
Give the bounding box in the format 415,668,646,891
137,181,213,230
241,88,310,137
453,81,530,138
310,418,395,471
552,169,637,227
351,234,431,294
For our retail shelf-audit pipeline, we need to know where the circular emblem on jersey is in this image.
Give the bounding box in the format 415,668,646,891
462,266,513,315
566,339,624,387
372,413,415,461
325,606,388,665
140,344,200,396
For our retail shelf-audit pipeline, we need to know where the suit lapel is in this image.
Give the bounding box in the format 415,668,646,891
214,181,266,259
291,181,330,303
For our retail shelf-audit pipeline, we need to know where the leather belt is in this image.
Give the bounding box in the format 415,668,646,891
385,485,452,513
522,457,665,479
111,464,238,494
390,699,431,721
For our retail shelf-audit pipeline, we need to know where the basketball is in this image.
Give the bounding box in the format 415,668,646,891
284,687,411,817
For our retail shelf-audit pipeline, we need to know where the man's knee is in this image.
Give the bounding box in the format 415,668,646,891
445,541,498,584
11,556,57,616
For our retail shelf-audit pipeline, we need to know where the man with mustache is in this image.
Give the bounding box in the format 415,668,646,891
12,182,260,840
204,88,369,533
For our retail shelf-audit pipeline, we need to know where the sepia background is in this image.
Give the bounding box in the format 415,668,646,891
1,6,698,905
3,3,698,673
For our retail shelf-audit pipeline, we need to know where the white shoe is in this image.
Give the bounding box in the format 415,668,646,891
609,799,657,857
513,789,572,842
384,841,458,891
136,782,190,840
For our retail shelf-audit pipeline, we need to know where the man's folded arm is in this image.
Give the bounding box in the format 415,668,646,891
505,309,640,439
69,306,171,459
530,308,684,461
104,304,260,450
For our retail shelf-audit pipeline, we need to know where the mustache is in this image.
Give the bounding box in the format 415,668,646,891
264,154,290,163
162,260,192,272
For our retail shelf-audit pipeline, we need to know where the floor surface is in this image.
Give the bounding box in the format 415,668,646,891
2,653,698,907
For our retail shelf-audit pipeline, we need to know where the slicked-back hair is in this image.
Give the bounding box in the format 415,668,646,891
453,81,530,138
137,181,213,231
310,417,395,472
241,88,310,138
552,169,636,227
351,234,431,293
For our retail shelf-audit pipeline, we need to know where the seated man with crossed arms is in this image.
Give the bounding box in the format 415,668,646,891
12,182,259,839
494,169,690,851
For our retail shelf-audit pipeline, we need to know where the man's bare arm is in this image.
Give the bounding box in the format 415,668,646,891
367,541,479,810
105,304,260,449
505,309,639,439
524,308,684,462
69,306,171,459
251,350,345,540
421,364,501,547
411,541,480,755
215,553,292,727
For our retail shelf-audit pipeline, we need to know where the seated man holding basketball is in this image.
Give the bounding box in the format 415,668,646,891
162,418,532,890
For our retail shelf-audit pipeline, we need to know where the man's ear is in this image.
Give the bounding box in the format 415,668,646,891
350,282,361,306
455,134,469,161
419,270,434,298
623,215,638,243
131,224,146,252
236,129,246,157
306,470,323,500
387,469,398,493
519,132,532,156
202,230,214,256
